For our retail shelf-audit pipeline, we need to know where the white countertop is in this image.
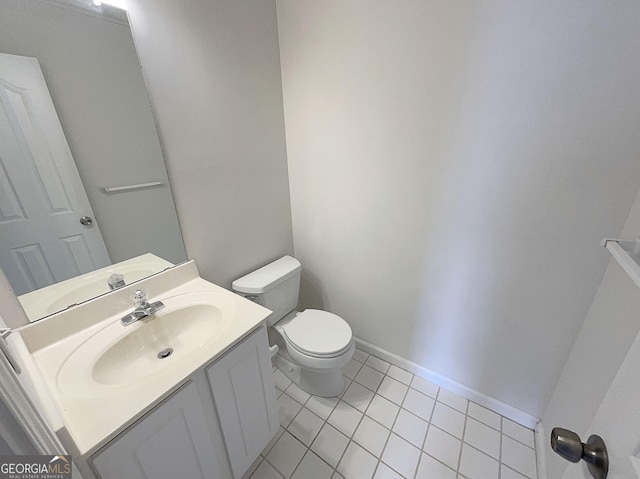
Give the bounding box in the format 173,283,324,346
18,261,271,457
18,253,174,322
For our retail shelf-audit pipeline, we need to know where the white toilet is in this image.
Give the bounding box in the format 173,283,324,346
232,256,354,397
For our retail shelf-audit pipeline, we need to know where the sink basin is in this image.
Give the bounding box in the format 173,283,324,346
46,266,161,314
56,291,234,396
18,253,174,321
92,303,220,385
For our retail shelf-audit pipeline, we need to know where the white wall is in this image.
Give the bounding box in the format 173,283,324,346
277,0,640,416
126,0,293,287
0,0,186,265
542,187,640,478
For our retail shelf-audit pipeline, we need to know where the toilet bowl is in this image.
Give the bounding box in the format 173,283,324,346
232,256,354,397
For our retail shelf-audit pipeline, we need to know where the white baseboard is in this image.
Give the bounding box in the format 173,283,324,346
354,336,540,429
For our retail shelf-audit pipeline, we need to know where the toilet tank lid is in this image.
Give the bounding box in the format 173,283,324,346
232,255,302,294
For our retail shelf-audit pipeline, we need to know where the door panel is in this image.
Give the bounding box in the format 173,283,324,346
206,327,279,478
91,381,225,479
0,53,110,294
560,326,640,479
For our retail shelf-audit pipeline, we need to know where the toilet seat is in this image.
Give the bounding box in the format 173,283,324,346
281,309,352,358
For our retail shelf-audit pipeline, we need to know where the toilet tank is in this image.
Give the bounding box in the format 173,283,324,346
232,256,302,326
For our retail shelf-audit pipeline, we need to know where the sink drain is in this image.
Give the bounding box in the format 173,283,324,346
157,348,173,359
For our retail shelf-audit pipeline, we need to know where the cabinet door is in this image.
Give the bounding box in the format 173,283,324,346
207,326,279,478
91,381,225,479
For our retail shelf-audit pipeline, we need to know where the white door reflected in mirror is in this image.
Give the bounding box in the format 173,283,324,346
0,0,188,323
0,53,111,296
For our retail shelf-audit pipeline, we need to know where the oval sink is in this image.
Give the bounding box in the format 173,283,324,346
56,291,234,396
92,303,219,386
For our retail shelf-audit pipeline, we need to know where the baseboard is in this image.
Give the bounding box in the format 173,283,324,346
535,421,548,479
354,337,540,429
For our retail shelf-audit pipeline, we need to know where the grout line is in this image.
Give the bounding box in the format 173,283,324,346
333,401,368,476
467,400,503,433
499,415,504,479
412,385,440,478
265,457,287,478
271,350,535,479
533,425,539,479
288,446,307,478
454,398,470,476
372,405,399,477
502,430,537,450
287,403,342,477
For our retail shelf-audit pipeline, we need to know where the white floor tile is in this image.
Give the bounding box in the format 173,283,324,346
464,417,501,459
352,349,369,363
503,418,535,448
402,388,435,421
286,382,312,405
392,408,428,448
328,401,364,437
423,426,462,470
292,450,333,479
278,393,303,427
436,388,468,413
415,453,456,479
386,365,413,385
374,461,403,479
467,402,501,430
366,394,400,428
342,381,375,412
343,359,364,379
243,456,262,479
459,444,499,479
288,407,324,446
410,376,439,398
338,379,351,399
377,376,409,405
337,441,378,479
262,427,284,456
381,433,421,479
354,365,385,391
251,460,284,479
311,423,350,468
306,394,339,420
501,465,531,479
365,355,390,374
266,431,307,478
353,415,390,457
270,345,538,479
431,402,466,439
502,435,537,479
273,369,292,391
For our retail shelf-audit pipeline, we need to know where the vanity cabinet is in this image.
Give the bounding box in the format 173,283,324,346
91,380,227,479
89,326,278,479
207,326,279,478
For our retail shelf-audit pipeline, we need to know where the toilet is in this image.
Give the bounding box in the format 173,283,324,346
232,256,354,397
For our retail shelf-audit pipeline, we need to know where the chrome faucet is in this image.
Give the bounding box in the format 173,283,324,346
120,289,165,326
108,273,125,290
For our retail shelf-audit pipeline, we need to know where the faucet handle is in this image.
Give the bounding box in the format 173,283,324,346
132,289,148,308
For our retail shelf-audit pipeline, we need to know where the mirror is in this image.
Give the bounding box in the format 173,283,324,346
0,0,187,323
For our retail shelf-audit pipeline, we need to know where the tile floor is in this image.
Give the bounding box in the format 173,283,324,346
245,349,538,479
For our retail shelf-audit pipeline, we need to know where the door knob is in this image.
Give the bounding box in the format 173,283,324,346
80,216,93,226
551,427,608,479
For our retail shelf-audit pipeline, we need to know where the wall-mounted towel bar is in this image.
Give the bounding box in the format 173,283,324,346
100,180,164,194
602,237,640,289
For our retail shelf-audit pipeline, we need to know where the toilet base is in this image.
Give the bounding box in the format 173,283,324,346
274,352,346,397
